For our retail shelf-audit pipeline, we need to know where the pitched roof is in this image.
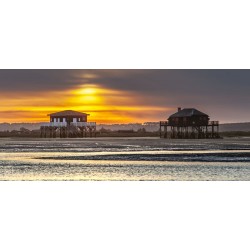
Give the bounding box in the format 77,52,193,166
48,110,89,117
169,108,209,118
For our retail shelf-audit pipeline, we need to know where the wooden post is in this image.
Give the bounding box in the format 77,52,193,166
53,128,56,138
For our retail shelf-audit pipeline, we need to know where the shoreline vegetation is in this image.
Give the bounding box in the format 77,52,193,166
0,128,250,138
0,122,250,138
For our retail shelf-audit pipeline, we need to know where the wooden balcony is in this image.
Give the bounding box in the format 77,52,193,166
160,121,168,126
160,120,219,127
42,122,96,127
208,121,219,126
71,122,96,127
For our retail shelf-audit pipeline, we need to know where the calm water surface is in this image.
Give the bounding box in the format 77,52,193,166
1,137,250,180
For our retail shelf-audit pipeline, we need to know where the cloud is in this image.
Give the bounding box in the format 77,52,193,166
0,69,80,91
1,69,250,96
1,69,250,122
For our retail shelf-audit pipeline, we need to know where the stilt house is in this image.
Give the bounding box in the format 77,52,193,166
160,107,219,139
40,110,96,138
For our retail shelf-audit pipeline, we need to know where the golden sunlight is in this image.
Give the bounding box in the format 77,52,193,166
0,84,171,123
71,85,100,104
75,85,97,95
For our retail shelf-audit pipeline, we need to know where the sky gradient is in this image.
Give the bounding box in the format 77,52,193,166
0,69,249,123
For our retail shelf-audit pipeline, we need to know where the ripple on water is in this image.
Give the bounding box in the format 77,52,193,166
1,138,250,180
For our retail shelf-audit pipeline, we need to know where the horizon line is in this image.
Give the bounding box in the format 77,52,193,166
1,121,250,125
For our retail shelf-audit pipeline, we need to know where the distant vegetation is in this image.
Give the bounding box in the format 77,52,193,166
0,122,250,134
0,122,250,138
0,128,159,138
0,128,40,138
96,128,159,137
1,128,250,138
220,131,250,138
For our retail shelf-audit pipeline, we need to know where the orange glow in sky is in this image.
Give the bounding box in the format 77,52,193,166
0,84,170,123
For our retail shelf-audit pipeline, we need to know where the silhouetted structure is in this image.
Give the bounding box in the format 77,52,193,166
40,110,96,138
160,107,219,139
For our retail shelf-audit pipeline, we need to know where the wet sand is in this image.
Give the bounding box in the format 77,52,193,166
1,137,250,180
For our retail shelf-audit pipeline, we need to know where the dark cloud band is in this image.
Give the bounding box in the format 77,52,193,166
1,69,250,122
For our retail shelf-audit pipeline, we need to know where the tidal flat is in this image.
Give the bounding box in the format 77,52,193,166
1,137,250,181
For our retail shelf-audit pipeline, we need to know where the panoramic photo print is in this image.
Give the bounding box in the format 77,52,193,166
1,69,250,180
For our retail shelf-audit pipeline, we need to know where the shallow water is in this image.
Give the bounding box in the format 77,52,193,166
1,137,250,180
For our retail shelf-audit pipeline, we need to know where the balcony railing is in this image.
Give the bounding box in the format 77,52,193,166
42,122,96,127
160,120,219,126
208,121,219,125
160,121,168,126
71,122,96,127
42,122,67,127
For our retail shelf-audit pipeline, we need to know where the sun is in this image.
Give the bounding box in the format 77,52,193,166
78,87,97,95
70,85,101,104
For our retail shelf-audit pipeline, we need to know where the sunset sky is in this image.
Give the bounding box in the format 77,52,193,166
0,69,250,124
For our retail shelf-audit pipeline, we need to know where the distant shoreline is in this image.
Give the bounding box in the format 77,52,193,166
1,132,250,139
0,121,250,133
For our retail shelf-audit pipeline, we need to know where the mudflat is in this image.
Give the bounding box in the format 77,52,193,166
0,137,250,180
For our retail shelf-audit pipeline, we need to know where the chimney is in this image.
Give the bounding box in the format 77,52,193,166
178,107,181,112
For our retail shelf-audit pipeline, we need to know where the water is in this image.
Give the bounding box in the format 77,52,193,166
1,137,250,180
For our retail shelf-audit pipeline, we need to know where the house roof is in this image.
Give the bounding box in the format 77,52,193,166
169,108,209,118
48,110,89,117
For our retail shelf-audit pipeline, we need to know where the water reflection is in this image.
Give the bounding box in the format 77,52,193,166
1,138,250,180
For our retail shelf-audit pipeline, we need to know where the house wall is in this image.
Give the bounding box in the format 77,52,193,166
50,115,87,123
168,115,209,126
